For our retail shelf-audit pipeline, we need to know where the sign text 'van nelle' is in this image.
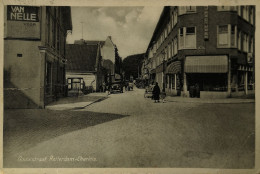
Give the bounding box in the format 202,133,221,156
7,6,39,22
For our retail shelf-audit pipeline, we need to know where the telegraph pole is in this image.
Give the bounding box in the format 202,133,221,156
81,22,84,39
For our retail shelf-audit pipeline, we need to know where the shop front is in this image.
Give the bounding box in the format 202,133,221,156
165,61,182,96
184,55,230,98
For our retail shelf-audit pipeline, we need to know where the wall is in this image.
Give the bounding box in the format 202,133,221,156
101,38,115,75
66,73,97,91
4,40,43,108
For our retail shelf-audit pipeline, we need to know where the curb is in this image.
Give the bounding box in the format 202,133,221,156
46,96,108,111
164,99,255,104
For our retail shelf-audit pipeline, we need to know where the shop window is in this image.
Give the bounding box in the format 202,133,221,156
68,78,72,90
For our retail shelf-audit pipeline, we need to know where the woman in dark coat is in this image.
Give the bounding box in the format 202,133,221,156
152,82,160,103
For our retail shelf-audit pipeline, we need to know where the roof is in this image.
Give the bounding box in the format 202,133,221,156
74,39,105,47
145,7,169,57
66,44,100,72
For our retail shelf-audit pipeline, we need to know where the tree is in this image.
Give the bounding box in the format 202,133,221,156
122,53,145,80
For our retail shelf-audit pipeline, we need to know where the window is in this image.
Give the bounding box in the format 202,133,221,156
217,25,237,48
171,40,174,57
243,33,248,52
168,44,171,59
178,6,196,15
185,27,196,48
237,6,241,16
217,6,237,11
46,62,52,94
174,8,178,26
164,28,167,39
250,37,254,53
186,6,196,13
238,31,241,50
171,11,174,29
168,22,171,34
178,27,196,49
179,28,184,49
242,6,249,21
218,25,228,46
231,25,236,47
174,37,178,55
249,7,254,25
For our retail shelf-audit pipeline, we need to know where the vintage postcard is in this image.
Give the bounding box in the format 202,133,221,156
0,0,259,173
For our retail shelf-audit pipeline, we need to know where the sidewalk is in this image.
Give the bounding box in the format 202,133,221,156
165,96,255,104
46,92,108,110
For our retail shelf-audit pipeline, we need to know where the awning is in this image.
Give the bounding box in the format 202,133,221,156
166,61,181,74
185,56,228,73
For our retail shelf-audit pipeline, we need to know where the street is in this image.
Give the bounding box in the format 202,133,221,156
3,87,255,168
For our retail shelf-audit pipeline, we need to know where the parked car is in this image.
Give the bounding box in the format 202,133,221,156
111,83,123,93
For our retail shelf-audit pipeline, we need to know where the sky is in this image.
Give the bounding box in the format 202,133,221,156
66,6,163,59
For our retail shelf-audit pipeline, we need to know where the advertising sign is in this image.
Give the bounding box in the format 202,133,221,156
6,5,41,39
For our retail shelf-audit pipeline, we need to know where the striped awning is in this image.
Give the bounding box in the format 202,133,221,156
166,61,181,74
185,56,228,73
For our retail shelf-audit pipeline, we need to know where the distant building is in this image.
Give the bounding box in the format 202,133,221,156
101,36,123,83
144,6,255,98
66,40,105,94
4,6,72,108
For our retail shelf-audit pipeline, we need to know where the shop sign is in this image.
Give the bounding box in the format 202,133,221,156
204,6,209,40
6,6,40,39
7,6,39,22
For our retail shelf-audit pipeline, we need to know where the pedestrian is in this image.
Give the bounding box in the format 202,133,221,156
152,82,160,103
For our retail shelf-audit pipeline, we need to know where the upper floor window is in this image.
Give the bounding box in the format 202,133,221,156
242,33,249,52
242,6,249,21
174,37,178,55
217,24,237,48
217,6,237,11
237,6,241,16
238,31,241,50
174,8,178,26
249,7,254,25
178,27,196,49
249,36,254,53
178,6,196,15
186,6,196,13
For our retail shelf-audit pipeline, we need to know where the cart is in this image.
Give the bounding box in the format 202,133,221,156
144,85,154,98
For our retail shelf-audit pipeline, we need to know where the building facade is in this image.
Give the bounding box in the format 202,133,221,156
4,6,72,108
101,36,123,83
144,6,255,98
66,40,105,94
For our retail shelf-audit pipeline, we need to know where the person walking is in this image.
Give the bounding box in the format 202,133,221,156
152,82,160,103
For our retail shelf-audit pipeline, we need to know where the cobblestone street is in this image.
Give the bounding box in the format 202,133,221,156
4,87,255,168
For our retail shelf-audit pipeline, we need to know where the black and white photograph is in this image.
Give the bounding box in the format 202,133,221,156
1,1,259,173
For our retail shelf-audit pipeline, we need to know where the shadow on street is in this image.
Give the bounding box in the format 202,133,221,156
4,109,129,156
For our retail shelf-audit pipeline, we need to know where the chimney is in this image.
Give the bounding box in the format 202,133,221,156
108,36,112,40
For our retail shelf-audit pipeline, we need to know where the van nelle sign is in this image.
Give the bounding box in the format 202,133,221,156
7,6,39,21
6,6,40,39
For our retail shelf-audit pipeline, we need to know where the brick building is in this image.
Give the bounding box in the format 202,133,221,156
4,6,72,108
144,6,255,98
